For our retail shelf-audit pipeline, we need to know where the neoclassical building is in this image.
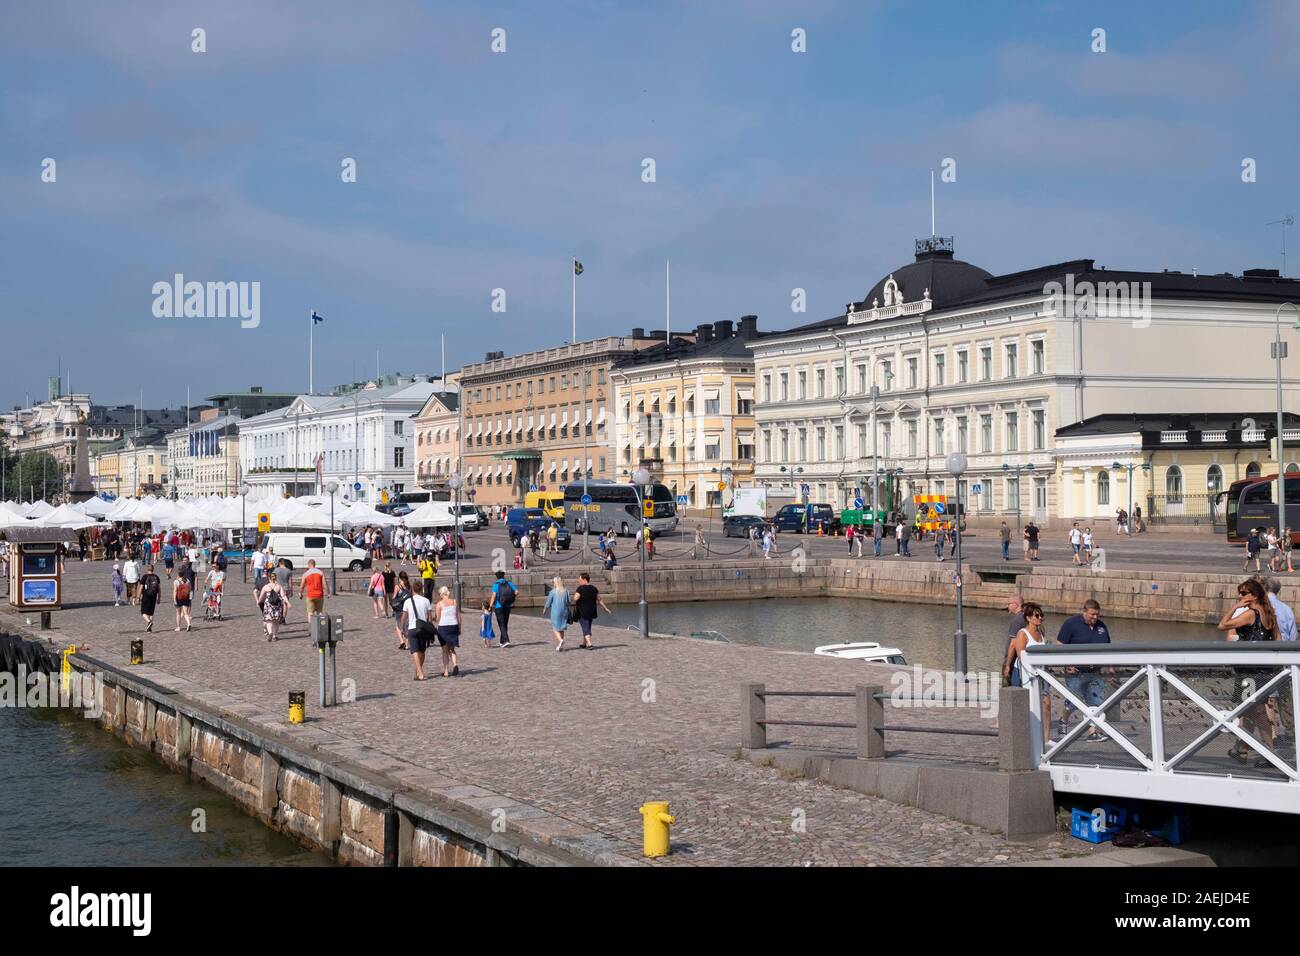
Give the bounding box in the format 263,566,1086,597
750,236,1300,525
411,388,460,493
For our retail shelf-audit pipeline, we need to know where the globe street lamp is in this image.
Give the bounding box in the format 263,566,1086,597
448,472,463,606
632,466,652,638
945,452,968,676
325,480,339,593
239,481,251,582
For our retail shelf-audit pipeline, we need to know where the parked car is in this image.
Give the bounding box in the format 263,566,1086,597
771,503,841,534
505,508,571,549
452,503,481,530
475,506,490,527
258,532,370,572
722,514,769,538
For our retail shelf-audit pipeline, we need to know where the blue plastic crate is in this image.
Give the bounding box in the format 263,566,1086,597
1070,806,1126,843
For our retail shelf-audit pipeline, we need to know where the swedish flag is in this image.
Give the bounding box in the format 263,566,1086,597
573,260,584,276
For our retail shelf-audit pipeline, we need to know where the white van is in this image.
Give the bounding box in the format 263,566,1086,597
260,532,370,572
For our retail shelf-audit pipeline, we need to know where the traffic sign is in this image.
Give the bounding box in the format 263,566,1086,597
675,494,688,505
971,482,983,495
380,490,390,504
716,481,727,491
580,494,593,505
800,483,810,495
529,484,538,492
932,501,946,514
853,497,864,509
643,500,654,518
256,512,271,533
353,482,362,492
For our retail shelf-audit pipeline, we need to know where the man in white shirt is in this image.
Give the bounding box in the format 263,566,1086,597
1068,522,1083,565
122,556,140,605
252,547,267,589
401,589,434,681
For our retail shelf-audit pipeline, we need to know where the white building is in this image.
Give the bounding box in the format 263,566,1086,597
750,236,1300,525
237,378,438,503
165,414,243,497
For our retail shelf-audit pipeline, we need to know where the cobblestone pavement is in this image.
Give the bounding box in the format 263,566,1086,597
10,561,1099,866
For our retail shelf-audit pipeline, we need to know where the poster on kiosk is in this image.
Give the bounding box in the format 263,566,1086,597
7,536,62,611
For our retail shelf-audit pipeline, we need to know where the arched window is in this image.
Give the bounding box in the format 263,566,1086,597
1166,465,1184,503
1287,463,1299,475
1097,470,1110,506
1246,461,1261,479
1206,464,1223,493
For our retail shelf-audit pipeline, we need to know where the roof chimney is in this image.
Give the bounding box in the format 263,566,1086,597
738,315,759,339
694,323,714,342
631,327,646,339
714,319,734,339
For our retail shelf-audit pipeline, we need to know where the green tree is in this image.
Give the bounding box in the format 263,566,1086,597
14,451,64,502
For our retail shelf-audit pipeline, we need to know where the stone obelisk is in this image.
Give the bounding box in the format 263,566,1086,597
68,410,96,503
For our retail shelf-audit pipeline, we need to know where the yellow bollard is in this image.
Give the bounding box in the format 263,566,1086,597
130,639,144,666
60,644,78,695
639,801,676,858
288,690,305,724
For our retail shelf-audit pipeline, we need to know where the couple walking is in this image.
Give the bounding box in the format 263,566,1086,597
400,582,461,681
542,572,611,652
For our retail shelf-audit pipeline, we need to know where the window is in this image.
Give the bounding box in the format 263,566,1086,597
1034,477,1047,513
1206,464,1223,494
1246,461,1261,479
736,395,753,415
980,347,992,381
780,373,789,401
981,481,992,511
957,350,969,383
780,429,789,462
857,423,867,456
1005,412,1019,452
705,396,720,415
561,374,568,390
763,430,773,463
933,418,944,452
738,436,754,460
705,441,721,461
763,375,771,403
549,376,556,392
1032,340,1045,375
1004,343,1018,379
857,364,867,393
1006,478,1019,513
599,455,606,472
1097,470,1110,506
835,366,845,396
934,353,945,386
798,429,807,460
906,357,918,389
816,428,826,461
797,370,807,399
907,420,918,457
1032,410,1045,450
957,416,968,453
1166,465,1184,503
881,360,893,391
980,415,993,454
880,422,892,457
835,426,844,459
816,368,826,398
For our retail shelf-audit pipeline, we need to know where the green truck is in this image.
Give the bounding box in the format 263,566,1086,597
839,508,887,529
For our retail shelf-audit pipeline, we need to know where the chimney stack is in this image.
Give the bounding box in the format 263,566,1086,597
738,315,759,339
714,319,734,339
694,323,714,342
631,327,646,339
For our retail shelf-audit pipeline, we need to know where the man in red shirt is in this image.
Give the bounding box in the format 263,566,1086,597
299,559,331,615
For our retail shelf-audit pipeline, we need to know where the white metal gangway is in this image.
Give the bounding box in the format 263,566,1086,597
1021,643,1300,814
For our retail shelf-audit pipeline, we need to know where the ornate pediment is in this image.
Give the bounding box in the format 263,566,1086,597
847,282,932,325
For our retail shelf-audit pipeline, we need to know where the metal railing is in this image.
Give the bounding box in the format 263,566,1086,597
740,682,1032,771
1023,643,1300,814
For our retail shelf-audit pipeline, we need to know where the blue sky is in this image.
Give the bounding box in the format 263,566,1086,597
2,0,1296,409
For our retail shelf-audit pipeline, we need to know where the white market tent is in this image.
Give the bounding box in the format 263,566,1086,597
402,501,457,529
338,502,400,527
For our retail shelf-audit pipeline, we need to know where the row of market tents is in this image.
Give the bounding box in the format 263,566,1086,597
0,495,459,533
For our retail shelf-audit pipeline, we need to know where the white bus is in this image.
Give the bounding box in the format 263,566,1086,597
563,480,678,536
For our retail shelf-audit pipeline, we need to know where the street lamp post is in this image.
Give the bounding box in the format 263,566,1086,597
326,480,339,593
632,466,651,638
1275,303,1300,543
239,481,250,582
945,453,968,676
449,472,463,606
1109,461,1150,535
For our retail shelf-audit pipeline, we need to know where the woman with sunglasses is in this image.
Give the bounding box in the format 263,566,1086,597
1003,601,1053,743
1217,578,1278,767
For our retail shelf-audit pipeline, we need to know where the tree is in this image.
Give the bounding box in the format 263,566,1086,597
14,451,64,502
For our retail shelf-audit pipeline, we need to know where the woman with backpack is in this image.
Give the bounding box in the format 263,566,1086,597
258,572,288,642
173,571,194,632
139,564,161,632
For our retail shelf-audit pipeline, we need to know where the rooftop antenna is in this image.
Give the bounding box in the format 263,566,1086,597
930,169,936,237
1267,216,1295,277
666,259,671,347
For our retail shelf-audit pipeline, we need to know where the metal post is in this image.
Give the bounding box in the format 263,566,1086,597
453,481,461,607
241,494,247,582
1015,464,1022,541
318,637,326,707
954,481,966,676
329,493,336,593
1276,303,1300,542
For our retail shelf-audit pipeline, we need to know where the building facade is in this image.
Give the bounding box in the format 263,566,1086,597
165,414,243,497
237,377,438,502
457,330,677,506
750,236,1300,524
611,316,759,510
412,390,460,492
91,428,170,497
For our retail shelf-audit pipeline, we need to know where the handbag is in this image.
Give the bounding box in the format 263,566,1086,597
566,598,579,625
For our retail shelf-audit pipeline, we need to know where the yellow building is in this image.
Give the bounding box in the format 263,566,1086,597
611,316,759,511
90,428,169,497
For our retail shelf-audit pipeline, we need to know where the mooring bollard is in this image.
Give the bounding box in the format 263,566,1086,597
60,644,77,695
40,611,52,630
639,801,676,858
130,639,143,666
288,690,305,724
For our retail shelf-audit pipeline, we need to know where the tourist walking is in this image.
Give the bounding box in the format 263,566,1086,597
547,521,559,555
122,555,140,604
417,552,437,600
999,521,1011,561
933,526,946,561
855,524,865,557
1284,529,1295,573
257,572,287,641
400,584,434,681
392,571,413,649
1068,522,1083,565
762,527,774,560
368,568,387,618
203,563,225,620
1116,507,1128,535
1218,578,1278,766
272,558,294,624
573,571,611,650
1055,599,1112,740
1133,505,1144,533
300,559,329,617
900,519,912,557
1025,520,1040,561
1244,527,1263,573
139,565,161,631
490,571,517,648
252,546,267,590
845,525,855,556
1003,593,1027,686
162,538,176,579
694,524,706,560
894,519,903,556
873,518,883,556
1267,578,1297,744
1266,528,1280,572
479,599,496,648
434,586,460,677
111,563,124,606
1002,601,1052,743
1082,527,1094,565
542,575,571,651
172,569,193,632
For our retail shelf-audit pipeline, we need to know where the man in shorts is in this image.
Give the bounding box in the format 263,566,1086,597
299,559,328,617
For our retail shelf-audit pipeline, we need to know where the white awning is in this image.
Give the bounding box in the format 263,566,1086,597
495,420,503,435
586,457,593,470
549,412,557,427
549,461,557,474
737,430,754,443
596,408,607,425
736,387,754,401
514,416,523,432
496,464,503,477
634,433,645,448
585,408,593,424
527,415,534,429
704,389,720,401
561,411,568,426
705,435,721,447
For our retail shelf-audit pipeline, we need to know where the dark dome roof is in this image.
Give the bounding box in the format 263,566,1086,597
858,239,992,312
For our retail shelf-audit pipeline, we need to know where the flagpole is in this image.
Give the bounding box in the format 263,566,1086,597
666,259,670,346
309,307,314,395
571,257,577,344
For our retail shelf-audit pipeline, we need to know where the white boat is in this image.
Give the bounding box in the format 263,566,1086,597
813,641,907,665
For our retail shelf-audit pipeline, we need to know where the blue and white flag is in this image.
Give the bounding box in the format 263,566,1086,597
311,310,324,325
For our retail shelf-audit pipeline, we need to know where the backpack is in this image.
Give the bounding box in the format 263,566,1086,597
175,581,190,602
265,588,283,609
143,576,159,597
496,581,516,608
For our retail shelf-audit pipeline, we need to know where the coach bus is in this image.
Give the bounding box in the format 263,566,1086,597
1222,473,1300,544
563,480,679,536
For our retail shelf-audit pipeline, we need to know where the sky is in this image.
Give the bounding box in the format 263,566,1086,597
2,0,1297,410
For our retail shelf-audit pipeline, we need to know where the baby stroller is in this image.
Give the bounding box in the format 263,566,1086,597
203,584,223,621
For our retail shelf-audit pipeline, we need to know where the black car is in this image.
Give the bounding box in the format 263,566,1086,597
723,514,769,538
